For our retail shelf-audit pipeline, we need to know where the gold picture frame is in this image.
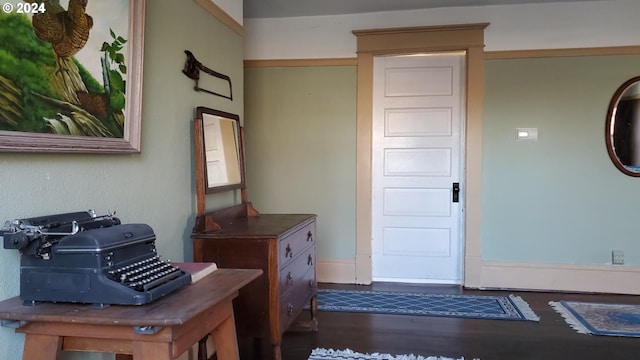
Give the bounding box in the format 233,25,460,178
0,0,145,153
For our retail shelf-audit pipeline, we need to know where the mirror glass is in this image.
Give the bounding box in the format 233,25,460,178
606,76,640,177
195,107,244,193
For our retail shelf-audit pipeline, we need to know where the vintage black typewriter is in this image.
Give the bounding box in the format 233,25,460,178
0,210,191,308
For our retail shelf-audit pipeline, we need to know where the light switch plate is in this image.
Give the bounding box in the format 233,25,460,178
516,128,538,141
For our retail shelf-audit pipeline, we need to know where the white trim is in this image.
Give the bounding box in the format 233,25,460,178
245,1,640,60
320,258,640,295
372,277,460,285
317,258,356,284
476,261,640,295
210,0,242,26
193,0,243,36
355,252,372,285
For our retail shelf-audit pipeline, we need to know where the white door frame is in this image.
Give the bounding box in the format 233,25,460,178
353,23,488,286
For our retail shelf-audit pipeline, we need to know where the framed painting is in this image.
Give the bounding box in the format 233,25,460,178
0,0,145,153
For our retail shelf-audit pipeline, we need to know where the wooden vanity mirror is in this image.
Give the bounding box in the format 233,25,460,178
193,107,257,221
192,107,318,360
195,107,244,195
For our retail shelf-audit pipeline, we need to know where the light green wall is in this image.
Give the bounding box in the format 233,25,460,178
244,66,357,259
482,55,640,265
244,55,640,268
0,1,243,359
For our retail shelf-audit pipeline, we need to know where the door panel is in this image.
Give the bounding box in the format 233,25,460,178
386,108,453,137
385,148,452,176
372,53,465,283
383,188,450,217
383,227,451,256
385,67,453,96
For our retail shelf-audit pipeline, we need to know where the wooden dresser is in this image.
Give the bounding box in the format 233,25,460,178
192,203,318,360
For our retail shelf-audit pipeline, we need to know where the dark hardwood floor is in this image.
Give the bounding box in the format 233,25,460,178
242,282,640,360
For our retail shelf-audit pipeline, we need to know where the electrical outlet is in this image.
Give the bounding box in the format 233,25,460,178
612,250,624,265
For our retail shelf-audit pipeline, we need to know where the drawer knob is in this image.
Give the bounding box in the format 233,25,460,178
287,303,294,316
308,280,314,289
306,231,313,242
285,244,293,258
307,254,313,266
286,271,294,285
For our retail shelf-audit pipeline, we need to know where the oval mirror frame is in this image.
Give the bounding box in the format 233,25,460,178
605,76,640,177
194,107,245,194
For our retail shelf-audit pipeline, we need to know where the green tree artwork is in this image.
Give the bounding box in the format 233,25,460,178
0,2,128,139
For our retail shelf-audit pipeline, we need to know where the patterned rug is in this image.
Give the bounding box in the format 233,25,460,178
550,300,640,337
308,348,477,360
316,289,539,321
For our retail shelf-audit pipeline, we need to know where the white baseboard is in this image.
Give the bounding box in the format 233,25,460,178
318,257,640,295
477,261,640,295
317,258,355,284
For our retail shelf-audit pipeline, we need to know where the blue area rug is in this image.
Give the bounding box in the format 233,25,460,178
308,348,477,360
316,289,539,321
550,300,640,337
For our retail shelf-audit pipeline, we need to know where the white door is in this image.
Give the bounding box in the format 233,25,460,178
372,53,465,283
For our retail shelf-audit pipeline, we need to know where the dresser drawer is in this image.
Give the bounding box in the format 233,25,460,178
279,245,315,296
279,220,315,268
279,265,316,330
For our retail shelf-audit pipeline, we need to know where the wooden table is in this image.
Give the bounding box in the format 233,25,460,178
0,268,262,360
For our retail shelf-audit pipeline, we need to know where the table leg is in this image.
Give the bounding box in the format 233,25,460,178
271,343,282,360
22,334,62,360
210,313,240,360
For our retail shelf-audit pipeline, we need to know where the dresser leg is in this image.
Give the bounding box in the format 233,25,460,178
198,335,209,360
291,295,319,332
309,295,318,331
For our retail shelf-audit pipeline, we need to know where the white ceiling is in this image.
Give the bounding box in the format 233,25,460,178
243,0,599,19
